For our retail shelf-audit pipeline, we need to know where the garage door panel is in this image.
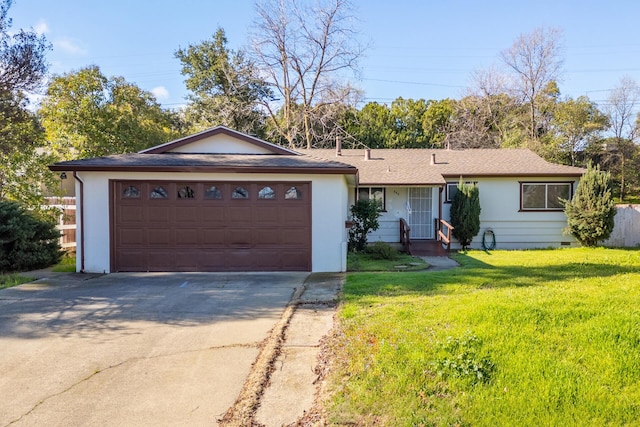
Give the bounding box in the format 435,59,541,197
148,206,172,222
198,250,227,270
226,206,252,222
226,228,252,246
226,250,254,270
281,206,309,223
252,250,282,269
174,250,200,270
252,205,280,223
175,228,200,246
118,205,144,223
281,251,310,270
280,228,309,246
118,228,144,246
113,180,311,272
175,206,199,222
146,251,177,271
117,250,148,272
253,228,280,245
147,228,173,246
201,206,225,223
201,228,225,245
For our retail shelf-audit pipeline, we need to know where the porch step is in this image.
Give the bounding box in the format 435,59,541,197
409,240,449,257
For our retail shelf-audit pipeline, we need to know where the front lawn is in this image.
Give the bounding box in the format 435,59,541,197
347,251,428,272
328,248,640,426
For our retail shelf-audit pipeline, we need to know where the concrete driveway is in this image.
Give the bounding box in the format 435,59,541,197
0,272,308,427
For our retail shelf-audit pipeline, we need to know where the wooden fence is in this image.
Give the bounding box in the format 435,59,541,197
602,205,640,248
44,197,77,251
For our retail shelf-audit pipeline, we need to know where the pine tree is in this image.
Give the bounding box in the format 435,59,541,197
564,163,616,246
450,180,481,250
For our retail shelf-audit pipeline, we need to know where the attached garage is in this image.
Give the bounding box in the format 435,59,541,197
112,180,311,272
50,126,356,273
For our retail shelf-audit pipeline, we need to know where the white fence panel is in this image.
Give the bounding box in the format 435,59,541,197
43,197,77,250
602,205,640,247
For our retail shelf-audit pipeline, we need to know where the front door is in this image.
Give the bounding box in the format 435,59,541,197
407,187,434,239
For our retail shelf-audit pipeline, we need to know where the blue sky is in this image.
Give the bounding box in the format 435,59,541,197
10,0,640,110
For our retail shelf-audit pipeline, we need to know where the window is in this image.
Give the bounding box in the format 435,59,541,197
258,186,275,199
446,182,477,202
204,186,222,199
357,187,385,210
232,186,249,199
150,186,168,199
122,186,140,198
178,185,195,199
285,186,302,199
521,182,572,211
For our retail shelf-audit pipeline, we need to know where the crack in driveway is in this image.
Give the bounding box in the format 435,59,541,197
4,342,260,427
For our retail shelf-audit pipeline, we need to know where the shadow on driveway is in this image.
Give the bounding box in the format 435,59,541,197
0,272,306,339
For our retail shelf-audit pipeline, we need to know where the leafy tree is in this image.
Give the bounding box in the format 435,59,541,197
0,0,49,94
251,0,365,148
0,200,62,272
39,66,179,159
422,99,454,147
563,163,616,246
388,97,430,148
348,198,381,252
549,96,609,166
175,27,271,135
450,180,481,250
343,101,393,148
0,0,52,205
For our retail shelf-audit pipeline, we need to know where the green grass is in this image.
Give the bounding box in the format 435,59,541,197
328,248,640,426
0,273,33,289
347,251,428,272
52,254,76,272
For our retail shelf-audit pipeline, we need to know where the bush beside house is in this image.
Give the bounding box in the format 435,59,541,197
348,199,381,252
564,163,616,246
450,181,481,250
0,201,62,273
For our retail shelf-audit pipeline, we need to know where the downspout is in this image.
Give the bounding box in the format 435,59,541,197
438,185,443,232
73,171,85,273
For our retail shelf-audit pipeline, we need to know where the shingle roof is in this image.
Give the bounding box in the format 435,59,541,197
297,148,585,185
49,152,357,175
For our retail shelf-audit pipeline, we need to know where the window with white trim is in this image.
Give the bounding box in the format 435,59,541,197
357,187,385,210
520,182,572,211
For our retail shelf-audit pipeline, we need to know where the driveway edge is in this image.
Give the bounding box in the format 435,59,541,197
219,283,306,426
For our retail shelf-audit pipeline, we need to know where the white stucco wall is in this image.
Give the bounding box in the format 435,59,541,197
74,171,349,273
441,177,580,250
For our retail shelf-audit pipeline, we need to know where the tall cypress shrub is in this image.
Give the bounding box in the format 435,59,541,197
450,180,481,250
564,163,616,246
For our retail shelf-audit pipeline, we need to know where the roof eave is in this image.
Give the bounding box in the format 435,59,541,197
48,164,357,175
440,172,584,178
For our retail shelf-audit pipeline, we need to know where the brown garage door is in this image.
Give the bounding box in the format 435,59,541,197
112,181,311,272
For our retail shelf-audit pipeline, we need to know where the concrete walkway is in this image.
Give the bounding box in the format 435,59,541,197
421,255,460,270
255,273,340,426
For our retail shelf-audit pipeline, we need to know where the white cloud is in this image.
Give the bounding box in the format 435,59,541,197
54,37,87,55
34,19,49,35
151,86,170,100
